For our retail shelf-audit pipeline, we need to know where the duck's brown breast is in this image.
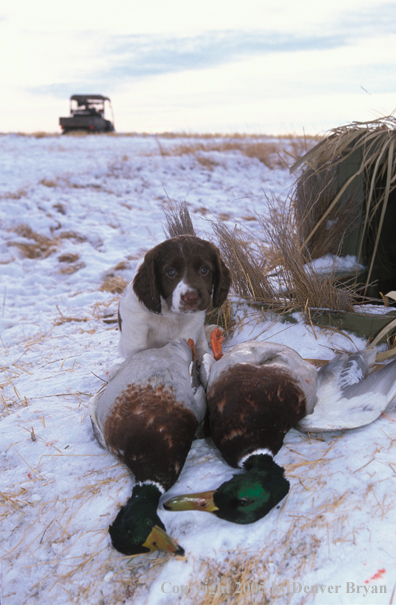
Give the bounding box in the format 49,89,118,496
207,363,307,467
104,383,198,491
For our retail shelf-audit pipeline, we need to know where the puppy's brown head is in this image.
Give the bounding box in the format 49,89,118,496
133,235,231,314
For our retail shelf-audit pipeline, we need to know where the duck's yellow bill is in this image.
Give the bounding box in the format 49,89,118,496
142,525,185,556
164,490,219,513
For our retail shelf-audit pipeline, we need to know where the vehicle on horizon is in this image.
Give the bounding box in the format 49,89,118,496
59,95,115,134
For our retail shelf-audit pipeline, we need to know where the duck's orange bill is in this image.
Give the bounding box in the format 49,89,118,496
164,490,219,513
210,328,224,361
142,525,185,556
187,338,196,362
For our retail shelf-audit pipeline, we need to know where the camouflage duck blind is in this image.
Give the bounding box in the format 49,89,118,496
291,116,396,300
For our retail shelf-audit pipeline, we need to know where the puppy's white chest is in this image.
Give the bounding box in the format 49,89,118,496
148,306,204,346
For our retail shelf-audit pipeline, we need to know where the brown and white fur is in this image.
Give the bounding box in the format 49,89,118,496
117,235,231,362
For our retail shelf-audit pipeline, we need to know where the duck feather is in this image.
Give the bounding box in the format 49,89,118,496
298,351,396,432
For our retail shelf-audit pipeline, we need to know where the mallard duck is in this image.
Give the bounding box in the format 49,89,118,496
164,335,317,524
165,333,396,523
297,349,396,432
90,339,206,556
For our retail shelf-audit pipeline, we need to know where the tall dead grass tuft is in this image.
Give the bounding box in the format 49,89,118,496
257,197,356,312
212,195,356,313
164,201,197,238
211,220,276,303
206,300,234,332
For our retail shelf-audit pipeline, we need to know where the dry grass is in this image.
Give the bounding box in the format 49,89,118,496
39,178,58,188
59,262,87,275
58,253,80,264
38,176,105,192
153,132,364,317
155,139,281,169
100,261,131,294
100,275,128,294
164,201,197,238
58,252,87,274
7,225,94,262
0,188,28,200
205,300,234,333
0,297,118,418
183,532,324,605
155,132,302,140
2,131,393,604
107,131,319,143
58,231,89,243
211,219,276,303
155,137,317,170
8,225,59,259
212,196,356,314
257,197,356,311
1,132,60,138
61,130,90,137
0,456,131,602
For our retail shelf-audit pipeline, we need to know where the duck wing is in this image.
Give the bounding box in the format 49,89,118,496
298,353,396,432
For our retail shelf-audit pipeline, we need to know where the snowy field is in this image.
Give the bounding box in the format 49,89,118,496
0,133,395,605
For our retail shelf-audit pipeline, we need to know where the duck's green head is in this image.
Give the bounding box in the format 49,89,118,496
109,484,185,556
164,454,289,524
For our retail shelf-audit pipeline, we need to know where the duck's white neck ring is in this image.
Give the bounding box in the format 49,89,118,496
238,448,273,469
136,480,165,494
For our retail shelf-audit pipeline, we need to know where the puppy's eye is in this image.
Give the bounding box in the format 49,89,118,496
167,268,177,278
200,266,209,275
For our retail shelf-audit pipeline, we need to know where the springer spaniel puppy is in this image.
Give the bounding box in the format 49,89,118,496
118,235,231,362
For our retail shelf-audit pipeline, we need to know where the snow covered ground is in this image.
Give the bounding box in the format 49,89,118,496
1,133,395,605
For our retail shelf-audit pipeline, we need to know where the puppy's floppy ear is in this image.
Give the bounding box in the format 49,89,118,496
211,246,232,308
133,250,162,313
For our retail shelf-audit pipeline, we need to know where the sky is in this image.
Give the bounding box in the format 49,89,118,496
1,0,395,135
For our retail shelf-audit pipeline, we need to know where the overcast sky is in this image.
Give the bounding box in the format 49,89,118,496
1,0,395,134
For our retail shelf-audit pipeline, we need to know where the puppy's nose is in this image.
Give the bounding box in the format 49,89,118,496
182,292,198,306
